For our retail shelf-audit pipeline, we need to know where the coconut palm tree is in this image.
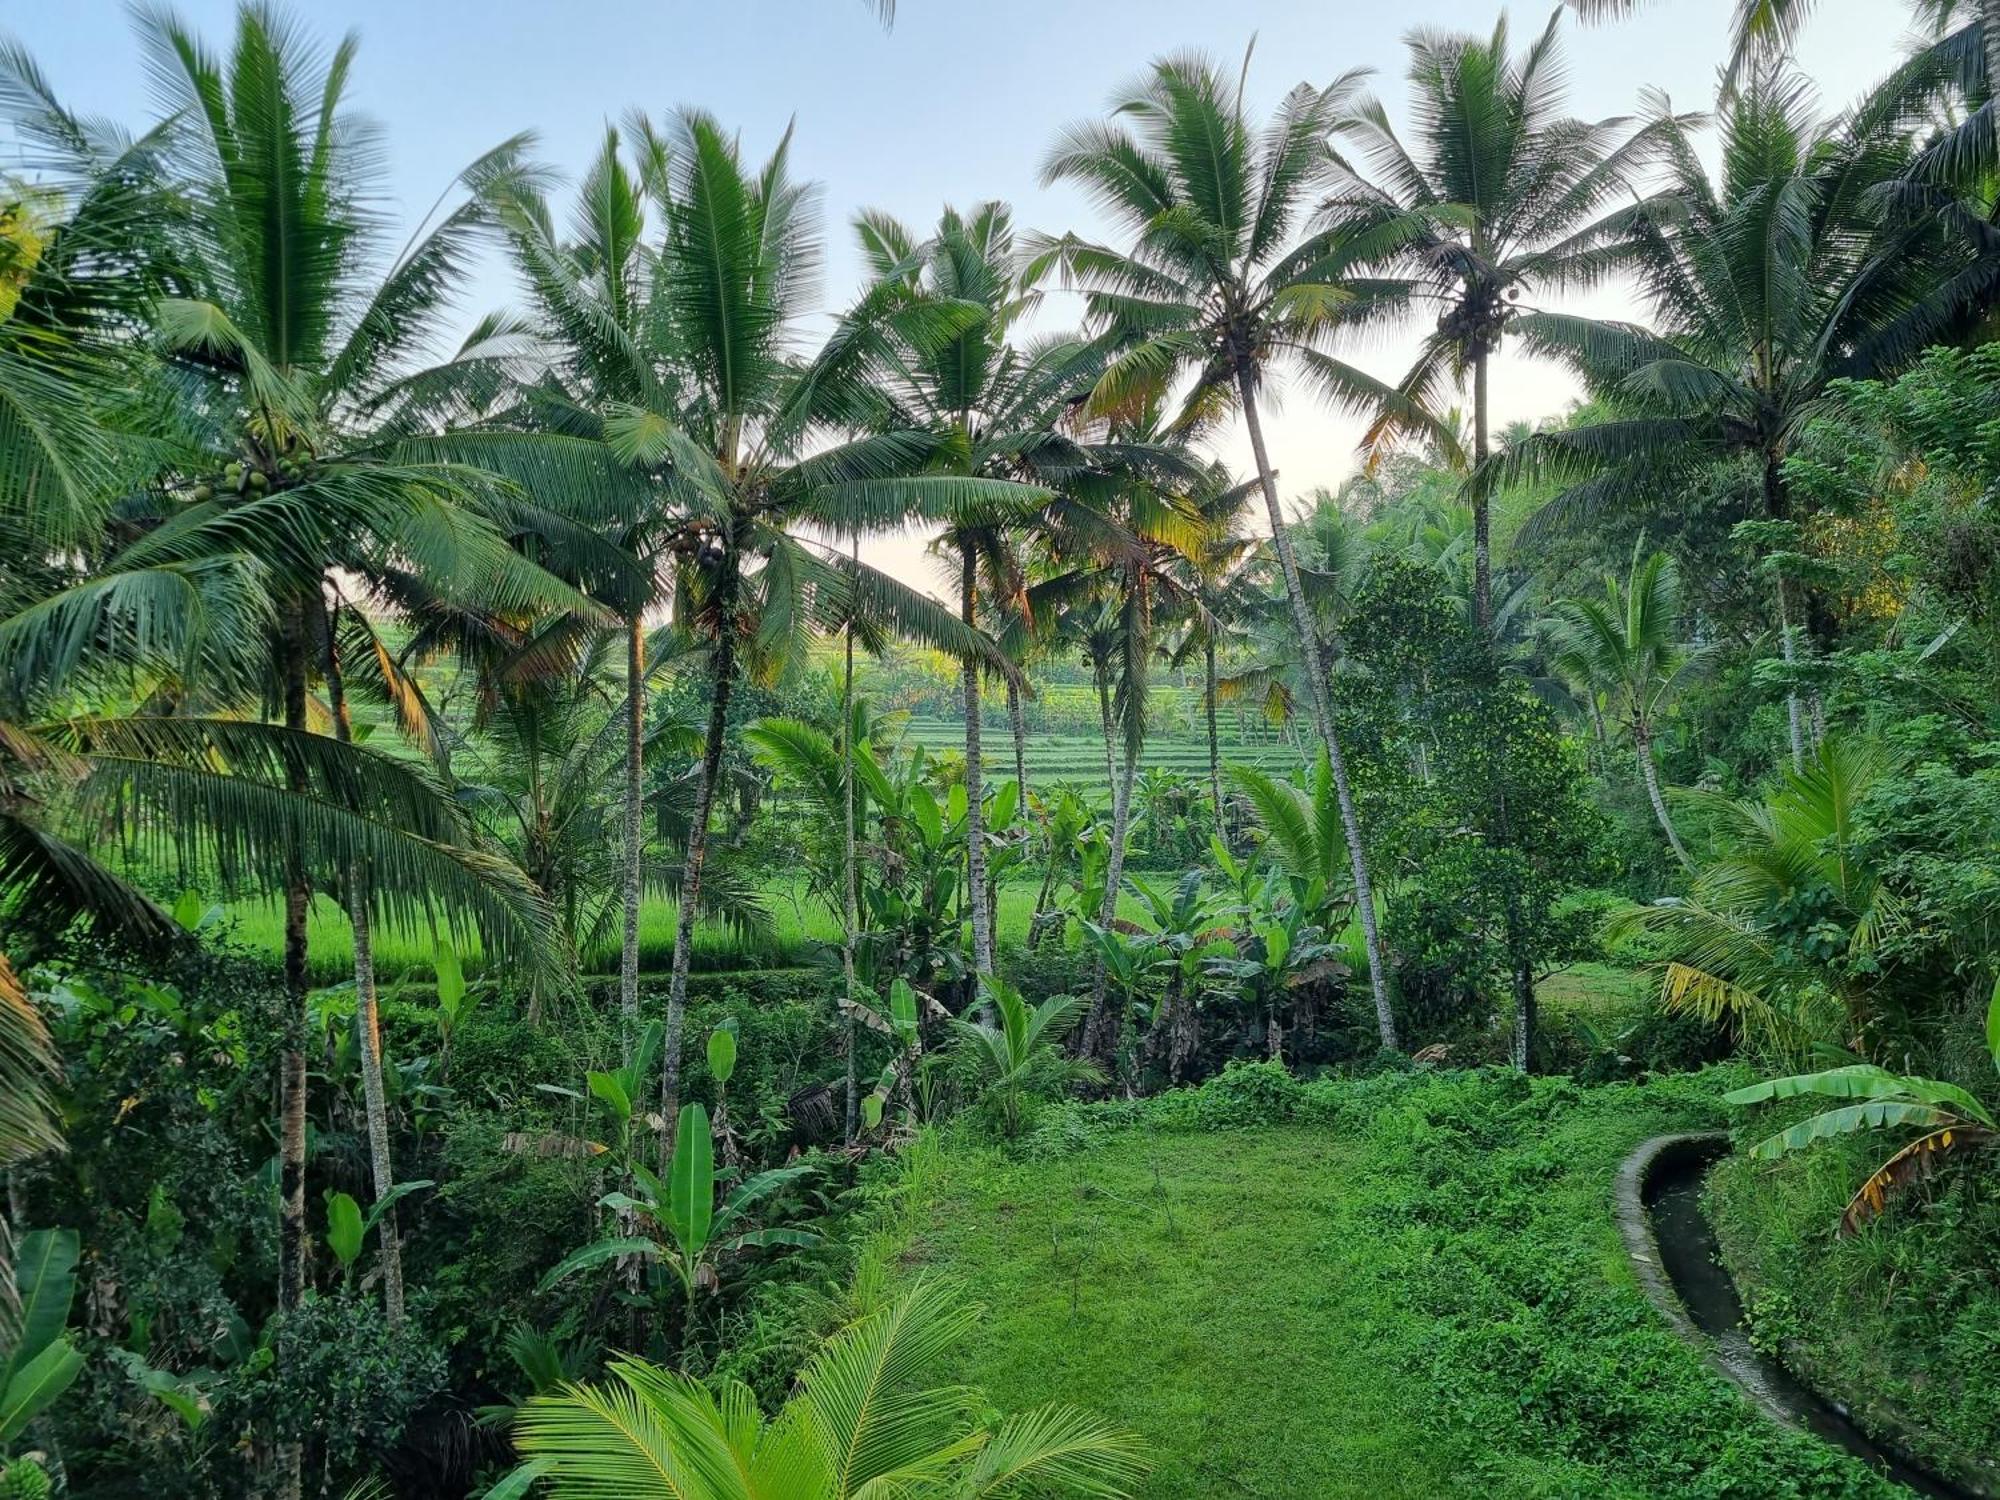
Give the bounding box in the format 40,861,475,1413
1039,53,1425,1046
569,120,1041,1140
1504,71,1997,762
1551,547,1703,868
509,1278,1147,1499
840,201,1130,980
1324,11,1674,629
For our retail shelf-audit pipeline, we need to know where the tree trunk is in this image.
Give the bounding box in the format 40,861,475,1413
841,575,861,1147
1472,346,1493,633
1235,366,1397,1053
620,614,645,1044
1081,742,1139,1061
1007,676,1030,803
1635,724,1694,870
960,548,994,977
324,619,406,1327
275,599,311,1500
1763,455,1806,772
1204,635,1225,843
1509,955,1537,1073
661,628,735,1150
1094,664,1115,788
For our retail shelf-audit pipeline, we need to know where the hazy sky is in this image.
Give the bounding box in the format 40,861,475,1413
9,0,1915,592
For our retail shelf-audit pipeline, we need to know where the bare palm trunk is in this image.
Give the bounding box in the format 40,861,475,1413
1094,665,1115,787
324,622,405,1327
1473,347,1493,633
275,599,311,1500
1763,455,1806,772
1204,635,1225,842
841,567,861,1146
1007,677,1030,803
960,549,994,977
620,614,645,1043
1634,723,1693,870
1235,365,1397,1052
661,628,735,1149
1082,742,1139,1061
1509,955,1536,1073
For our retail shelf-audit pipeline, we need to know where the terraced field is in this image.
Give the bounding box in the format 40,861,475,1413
899,713,1296,794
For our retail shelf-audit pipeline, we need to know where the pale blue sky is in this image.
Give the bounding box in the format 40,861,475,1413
7,0,1912,586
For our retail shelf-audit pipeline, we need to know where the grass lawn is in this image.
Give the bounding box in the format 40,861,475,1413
901,1127,1454,1497
892,1067,1902,1499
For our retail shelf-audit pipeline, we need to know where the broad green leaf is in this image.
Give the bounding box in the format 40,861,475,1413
1746,1100,1951,1160
0,1336,84,1443
707,1025,738,1086
667,1103,714,1259
7,1229,78,1380
534,1235,661,1294
434,941,466,1016
586,1070,632,1123
1987,974,2000,1075
479,1461,553,1500
722,1227,823,1251
324,1191,364,1269
863,1092,885,1129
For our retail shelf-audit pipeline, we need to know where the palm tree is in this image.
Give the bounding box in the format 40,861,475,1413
510,1278,1147,1499
1505,72,1996,760
571,121,1041,1140
952,977,1099,1135
1166,463,1263,839
842,202,1115,981
1610,737,1908,1057
1551,548,1703,868
1040,53,1421,1045
7,8,592,1353
1324,11,1672,629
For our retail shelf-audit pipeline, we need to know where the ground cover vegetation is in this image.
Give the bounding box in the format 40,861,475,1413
1,0,1998,1495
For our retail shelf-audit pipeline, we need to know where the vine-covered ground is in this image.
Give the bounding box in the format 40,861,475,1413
896,1065,1906,1499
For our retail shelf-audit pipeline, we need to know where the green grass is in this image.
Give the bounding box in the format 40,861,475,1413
894,1065,1902,1498
1709,1136,2000,1489
900,718,1292,792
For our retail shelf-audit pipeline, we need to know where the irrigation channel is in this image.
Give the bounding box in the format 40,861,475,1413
1617,1134,1985,1500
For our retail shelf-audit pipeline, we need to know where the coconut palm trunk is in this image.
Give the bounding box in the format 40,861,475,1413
841,573,861,1146
1007,677,1030,803
660,628,735,1146
1204,635,1225,840
277,599,311,1314
619,614,645,1042
1634,722,1694,870
1473,347,1493,632
1094,665,1116,787
960,549,994,978
323,620,406,1327
1235,366,1398,1052
1082,743,1140,1061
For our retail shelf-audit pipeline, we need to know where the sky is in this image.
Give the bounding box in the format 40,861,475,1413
8,0,1913,593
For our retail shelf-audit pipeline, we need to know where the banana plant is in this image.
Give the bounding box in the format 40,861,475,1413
578,1020,664,1160
950,977,1100,1134
707,1021,740,1167
848,977,924,1131
1126,872,1236,1084
1027,786,1093,949
1724,978,2000,1236
0,1229,84,1459
536,1103,819,1310
1204,899,1344,1065
322,1181,434,1292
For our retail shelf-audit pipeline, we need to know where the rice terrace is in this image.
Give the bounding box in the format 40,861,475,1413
1,1,1998,1497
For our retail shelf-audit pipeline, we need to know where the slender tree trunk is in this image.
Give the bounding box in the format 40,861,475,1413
324,621,406,1327
1094,664,1116,788
841,562,861,1146
1007,676,1029,803
960,549,994,978
1473,347,1493,633
620,614,645,1044
1509,955,1537,1072
661,628,735,1150
1082,743,1140,1061
1635,723,1694,870
1235,365,1397,1052
1204,635,1225,842
275,599,311,1500
1763,455,1806,772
